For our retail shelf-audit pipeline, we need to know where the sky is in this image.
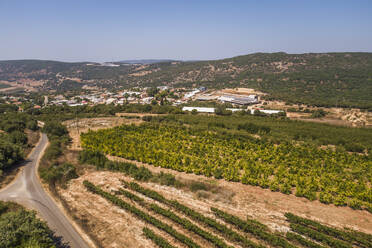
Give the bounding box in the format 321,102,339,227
0,0,372,62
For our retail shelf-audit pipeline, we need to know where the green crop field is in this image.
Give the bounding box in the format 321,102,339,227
81,114,372,212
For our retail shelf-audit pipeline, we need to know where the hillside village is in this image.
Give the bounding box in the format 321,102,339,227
3,85,372,127
1,86,277,114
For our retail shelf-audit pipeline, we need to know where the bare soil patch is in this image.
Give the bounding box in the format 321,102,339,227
286,112,311,118
219,88,266,96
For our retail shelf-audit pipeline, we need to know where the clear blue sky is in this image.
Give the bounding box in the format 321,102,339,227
1,0,371,62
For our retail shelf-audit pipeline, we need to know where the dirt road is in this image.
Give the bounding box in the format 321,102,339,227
0,133,91,248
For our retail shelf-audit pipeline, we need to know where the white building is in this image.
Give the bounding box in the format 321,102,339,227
142,97,154,104
106,98,116,104
157,86,169,91
218,95,258,105
184,89,200,99
182,107,215,113
122,91,141,96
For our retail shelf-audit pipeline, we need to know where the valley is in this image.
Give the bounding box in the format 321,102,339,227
48,110,371,247
1,1,372,247
1,53,371,248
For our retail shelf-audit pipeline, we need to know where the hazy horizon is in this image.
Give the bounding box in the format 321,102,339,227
1,0,372,62
2,51,372,64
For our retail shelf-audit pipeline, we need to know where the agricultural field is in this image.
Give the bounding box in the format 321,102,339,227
63,116,143,150
35,107,372,248
80,114,372,212
57,166,372,248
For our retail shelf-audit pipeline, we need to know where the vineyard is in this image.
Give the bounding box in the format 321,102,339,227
80,122,372,212
82,179,372,248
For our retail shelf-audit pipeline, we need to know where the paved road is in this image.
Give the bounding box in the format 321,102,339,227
0,133,91,248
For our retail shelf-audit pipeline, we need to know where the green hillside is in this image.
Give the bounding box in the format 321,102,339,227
1,52,372,108
125,52,372,109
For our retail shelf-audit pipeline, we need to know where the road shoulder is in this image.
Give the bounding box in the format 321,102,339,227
36,135,98,248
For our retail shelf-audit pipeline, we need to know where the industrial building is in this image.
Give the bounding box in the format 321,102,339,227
182,107,215,113
218,94,258,105
183,106,284,115
195,95,219,101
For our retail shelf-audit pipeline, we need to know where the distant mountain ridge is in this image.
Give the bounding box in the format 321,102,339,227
0,52,371,109
118,59,178,64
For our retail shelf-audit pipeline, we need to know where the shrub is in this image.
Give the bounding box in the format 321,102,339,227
143,227,175,248
8,131,28,145
78,150,108,168
344,143,364,153
310,109,326,118
40,163,78,187
237,123,270,134
152,172,177,186
189,182,208,192
26,120,39,131
42,121,68,138
142,116,153,122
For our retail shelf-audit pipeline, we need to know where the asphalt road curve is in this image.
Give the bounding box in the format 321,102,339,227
0,133,91,248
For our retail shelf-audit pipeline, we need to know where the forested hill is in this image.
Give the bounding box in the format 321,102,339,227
126,52,372,109
1,52,372,109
